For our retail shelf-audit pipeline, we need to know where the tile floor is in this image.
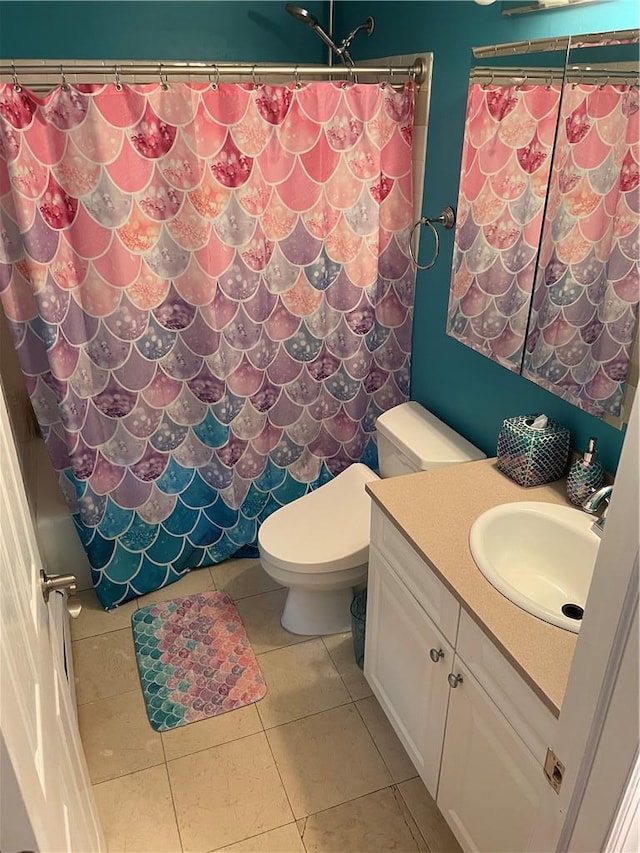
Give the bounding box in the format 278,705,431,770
72,560,461,853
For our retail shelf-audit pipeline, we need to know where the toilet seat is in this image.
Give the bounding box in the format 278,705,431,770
258,463,380,574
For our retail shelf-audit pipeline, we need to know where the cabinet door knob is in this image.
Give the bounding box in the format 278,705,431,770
429,648,444,663
448,672,463,688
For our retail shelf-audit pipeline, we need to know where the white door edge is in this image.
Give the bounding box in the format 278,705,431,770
529,394,639,852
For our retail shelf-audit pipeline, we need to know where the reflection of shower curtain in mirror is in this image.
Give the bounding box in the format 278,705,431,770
522,82,640,417
447,81,561,371
0,81,416,609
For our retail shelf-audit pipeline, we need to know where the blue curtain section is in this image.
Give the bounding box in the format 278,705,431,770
65,450,376,606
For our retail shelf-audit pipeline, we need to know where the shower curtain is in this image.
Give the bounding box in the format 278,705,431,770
0,80,416,608
447,79,562,370
522,81,640,417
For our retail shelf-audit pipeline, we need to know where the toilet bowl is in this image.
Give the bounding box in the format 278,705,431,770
258,402,486,635
258,463,379,635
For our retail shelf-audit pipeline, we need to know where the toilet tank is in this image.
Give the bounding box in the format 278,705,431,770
376,401,486,478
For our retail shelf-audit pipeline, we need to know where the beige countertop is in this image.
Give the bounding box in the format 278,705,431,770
366,458,579,717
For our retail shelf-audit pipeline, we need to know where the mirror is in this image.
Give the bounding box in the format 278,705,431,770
446,29,639,423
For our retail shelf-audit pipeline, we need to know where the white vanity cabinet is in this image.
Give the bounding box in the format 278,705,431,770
437,653,544,852
365,549,453,796
365,504,557,853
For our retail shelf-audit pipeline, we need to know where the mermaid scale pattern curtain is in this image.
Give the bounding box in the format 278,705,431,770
522,81,640,417
0,80,415,609
447,80,562,371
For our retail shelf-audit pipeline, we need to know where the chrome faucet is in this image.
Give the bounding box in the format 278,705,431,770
582,485,613,534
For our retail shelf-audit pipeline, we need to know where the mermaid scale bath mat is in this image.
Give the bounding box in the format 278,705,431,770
132,591,267,732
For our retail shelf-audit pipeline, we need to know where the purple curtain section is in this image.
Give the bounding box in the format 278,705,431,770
447,81,562,371
0,81,416,608
523,82,640,417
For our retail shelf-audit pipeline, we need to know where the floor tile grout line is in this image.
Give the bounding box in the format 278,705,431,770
203,818,301,853
158,695,357,770
352,696,412,787
76,685,143,712
71,621,135,642
258,693,355,732
89,754,166,788
394,780,443,853
164,756,187,853
320,635,373,703
254,635,319,660
390,783,432,853
344,700,393,789
262,727,300,837
279,780,424,845
297,779,418,821
221,584,283,603
261,696,364,735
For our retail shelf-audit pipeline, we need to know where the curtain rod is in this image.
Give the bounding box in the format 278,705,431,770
473,27,639,58
470,65,639,85
0,58,428,87
565,67,639,83
470,66,566,80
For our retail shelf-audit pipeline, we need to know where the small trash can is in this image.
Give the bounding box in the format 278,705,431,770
350,590,367,670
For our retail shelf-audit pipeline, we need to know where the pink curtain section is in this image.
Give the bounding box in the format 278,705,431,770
523,83,640,417
447,82,562,371
0,81,415,608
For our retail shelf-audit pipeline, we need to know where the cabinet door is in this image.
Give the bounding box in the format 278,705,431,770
437,656,544,853
364,548,452,798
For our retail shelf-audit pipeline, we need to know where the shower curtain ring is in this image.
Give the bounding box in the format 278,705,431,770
114,65,123,92
159,64,168,91
294,66,301,89
251,65,259,89
516,74,527,91
11,62,22,92
483,72,495,91
60,64,69,91
598,74,610,90
209,65,220,90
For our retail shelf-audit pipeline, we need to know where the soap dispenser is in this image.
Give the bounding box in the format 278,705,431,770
566,437,604,506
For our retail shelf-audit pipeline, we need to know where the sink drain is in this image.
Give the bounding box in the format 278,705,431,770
562,603,584,621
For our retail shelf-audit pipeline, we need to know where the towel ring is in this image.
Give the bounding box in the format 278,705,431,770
409,206,456,271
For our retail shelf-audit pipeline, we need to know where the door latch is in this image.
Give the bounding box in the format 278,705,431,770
544,747,565,794
40,570,82,618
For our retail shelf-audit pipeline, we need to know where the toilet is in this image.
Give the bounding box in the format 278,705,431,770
258,402,486,635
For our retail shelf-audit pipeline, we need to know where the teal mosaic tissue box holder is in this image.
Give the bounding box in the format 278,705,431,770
496,415,570,488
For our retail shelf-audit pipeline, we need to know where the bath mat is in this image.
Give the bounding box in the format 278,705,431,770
132,592,267,732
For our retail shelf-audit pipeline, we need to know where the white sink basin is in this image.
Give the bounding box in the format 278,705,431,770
469,502,600,633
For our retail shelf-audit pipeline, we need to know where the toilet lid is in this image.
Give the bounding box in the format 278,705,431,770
258,463,380,574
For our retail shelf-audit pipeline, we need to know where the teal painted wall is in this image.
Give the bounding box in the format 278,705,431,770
0,1,328,61
336,0,639,472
